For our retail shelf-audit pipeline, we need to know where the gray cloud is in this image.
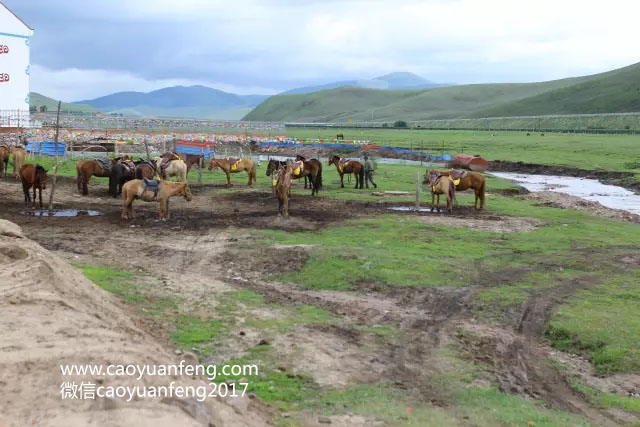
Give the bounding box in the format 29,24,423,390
4,0,639,100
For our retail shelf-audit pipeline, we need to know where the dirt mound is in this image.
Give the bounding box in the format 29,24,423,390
0,219,270,427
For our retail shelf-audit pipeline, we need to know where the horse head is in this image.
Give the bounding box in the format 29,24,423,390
426,169,440,186
266,159,278,176
328,155,339,165
35,165,48,189
181,183,193,201
208,158,219,171
295,154,306,162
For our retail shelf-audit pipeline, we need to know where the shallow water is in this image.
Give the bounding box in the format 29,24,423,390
387,206,437,212
490,172,640,215
22,209,104,217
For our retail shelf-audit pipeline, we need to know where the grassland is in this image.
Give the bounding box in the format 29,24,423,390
244,62,640,123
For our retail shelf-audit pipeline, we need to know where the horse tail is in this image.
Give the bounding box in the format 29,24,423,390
450,180,456,205
135,166,142,180
479,177,486,208
358,163,364,188
316,162,323,190
251,161,257,184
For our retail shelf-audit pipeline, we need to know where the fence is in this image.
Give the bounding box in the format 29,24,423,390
25,141,66,156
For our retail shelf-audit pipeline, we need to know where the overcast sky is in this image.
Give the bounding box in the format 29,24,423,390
5,0,640,101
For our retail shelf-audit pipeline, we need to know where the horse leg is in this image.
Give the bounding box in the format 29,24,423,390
340,173,344,188
437,194,441,213
22,182,30,203
431,192,435,212
226,171,232,187
159,198,167,220
37,186,42,208
247,170,251,186
83,173,90,195
121,197,130,219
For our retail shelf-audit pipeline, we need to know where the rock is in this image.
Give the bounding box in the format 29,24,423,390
318,415,332,424
0,220,23,238
258,339,269,346
174,349,183,355
239,331,245,336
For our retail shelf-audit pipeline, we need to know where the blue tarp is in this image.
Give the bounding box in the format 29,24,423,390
26,141,66,156
176,145,215,158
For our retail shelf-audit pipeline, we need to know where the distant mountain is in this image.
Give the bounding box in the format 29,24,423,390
244,62,640,122
281,72,450,95
30,92,98,113
75,85,269,119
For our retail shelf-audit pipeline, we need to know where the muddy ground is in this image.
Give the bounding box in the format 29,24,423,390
0,175,636,426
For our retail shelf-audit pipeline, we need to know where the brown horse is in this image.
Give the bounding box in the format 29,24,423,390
295,154,323,192
177,153,204,175
0,146,9,177
76,158,113,195
336,133,344,140
11,147,26,179
121,179,192,221
276,161,293,217
426,170,455,213
20,164,48,208
266,159,287,197
328,155,364,189
425,169,486,210
208,157,256,186
134,159,156,180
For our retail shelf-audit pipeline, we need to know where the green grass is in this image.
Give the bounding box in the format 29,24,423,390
286,128,640,173
76,265,142,302
547,272,640,375
170,315,224,353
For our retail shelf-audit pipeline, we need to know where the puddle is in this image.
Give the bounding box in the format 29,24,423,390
22,209,104,217
388,206,435,212
491,172,640,215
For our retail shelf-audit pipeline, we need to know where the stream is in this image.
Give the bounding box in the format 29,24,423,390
490,172,640,215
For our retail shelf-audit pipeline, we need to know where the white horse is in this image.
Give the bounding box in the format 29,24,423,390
155,157,187,182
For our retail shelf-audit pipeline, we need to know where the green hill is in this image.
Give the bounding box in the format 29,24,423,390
30,92,97,114
243,62,640,122
466,62,640,117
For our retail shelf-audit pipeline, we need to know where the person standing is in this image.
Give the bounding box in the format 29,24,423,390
363,155,377,189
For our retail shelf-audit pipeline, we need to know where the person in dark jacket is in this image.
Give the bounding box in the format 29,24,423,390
363,156,377,189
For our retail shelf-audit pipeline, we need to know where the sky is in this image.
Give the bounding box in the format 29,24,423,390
4,0,640,101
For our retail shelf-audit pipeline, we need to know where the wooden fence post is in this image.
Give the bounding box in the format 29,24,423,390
47,101,61,211
198,148,203,186
415,168,420,211
144,138,151,161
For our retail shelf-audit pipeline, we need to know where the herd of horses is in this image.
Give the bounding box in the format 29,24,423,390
3,145,487,219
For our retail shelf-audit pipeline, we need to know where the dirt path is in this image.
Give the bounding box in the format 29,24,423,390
0,175,629,425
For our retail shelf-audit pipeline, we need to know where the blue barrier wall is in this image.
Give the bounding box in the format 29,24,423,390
175,145,215,158
26,141,66,156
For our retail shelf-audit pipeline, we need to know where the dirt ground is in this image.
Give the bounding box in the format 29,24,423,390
0,175,636,426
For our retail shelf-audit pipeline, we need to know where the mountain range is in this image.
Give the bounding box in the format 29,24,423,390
243,62,640,122
281,72,450,94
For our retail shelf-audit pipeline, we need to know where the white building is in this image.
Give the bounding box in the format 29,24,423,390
0,1,33,123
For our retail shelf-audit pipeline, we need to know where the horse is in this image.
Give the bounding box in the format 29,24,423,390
121,179,192,221
109,160,137,197
266,159,287,197
20,164,48,208
134,159,156,180
425,169,486,210
76,158,113,195
276,161,293,217
0,146,9,177
155,157,187,182
208,157,256,186
11,147,26,179
295,154,323,192
425,170,455,213
328,155,364,189
177,153,204,175
336,133,344,140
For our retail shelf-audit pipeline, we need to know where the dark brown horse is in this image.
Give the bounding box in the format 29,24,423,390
20,164,48,208
0,146,9,177
336,133,344,140
177,153,204,175
134,159,156,180
295,155,323,191
425,169,486,210
109,160,137,197
76,158,113,195
328,155,364,189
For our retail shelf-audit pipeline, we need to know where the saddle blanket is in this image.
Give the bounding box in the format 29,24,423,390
95,158,111,170
143,178,161,192
292,160,303,176
227,158,242,171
